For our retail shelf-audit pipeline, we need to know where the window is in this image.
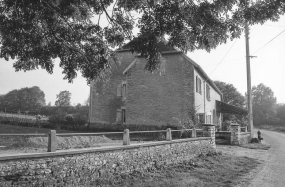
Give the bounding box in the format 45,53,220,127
197,113,205,124
116,109,122,122
206,115,211,124
121,107,126,123
122,83,127,99
206,84,210,101
116,108,126,123
196,76,202,94
117,81,127,99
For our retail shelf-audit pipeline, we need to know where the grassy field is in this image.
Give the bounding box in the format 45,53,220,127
92,152,260,187
0,124,130,155
258,125,285,134
0,123,71,134
0,113,49,120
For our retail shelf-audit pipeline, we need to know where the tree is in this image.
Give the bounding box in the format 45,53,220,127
0,86,45,112
55,91,71,106
214,81,246,123
276,103,285,125
252,83,278,126
214,81,245,108
84,95,90,106
1,0,284,82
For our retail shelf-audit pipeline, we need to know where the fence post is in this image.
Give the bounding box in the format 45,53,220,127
123,129,130,145
202,124,216,148
166,128,172,141
191,128,196,138
230,123,240,145
48,130,56,152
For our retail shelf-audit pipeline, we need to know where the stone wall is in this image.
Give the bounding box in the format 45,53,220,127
90,50,196,126
230,123,251,145
239,132,251,144
0,138,215,187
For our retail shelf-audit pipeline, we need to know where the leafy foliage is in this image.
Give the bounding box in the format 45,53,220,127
214,81,245,107
276,103,285,125
0,86,45,112
214,81,246,124
252,83,278,126
55,90,71,106
1,0,284,82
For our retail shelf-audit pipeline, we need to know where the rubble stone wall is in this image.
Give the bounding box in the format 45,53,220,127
0,137,214,187
239,132,251,144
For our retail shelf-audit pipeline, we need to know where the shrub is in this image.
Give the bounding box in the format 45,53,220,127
65,114,74,122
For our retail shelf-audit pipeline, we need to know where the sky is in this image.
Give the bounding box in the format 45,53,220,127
0,15,284,105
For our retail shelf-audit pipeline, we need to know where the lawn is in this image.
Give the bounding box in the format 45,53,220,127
92,152,260,187
0,123,71,134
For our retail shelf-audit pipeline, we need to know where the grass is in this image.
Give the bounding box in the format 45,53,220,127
0,124,132,154
92,152,260,187
0,113,49,120
240,142,271,150
258,125,285,134
0,123,72,134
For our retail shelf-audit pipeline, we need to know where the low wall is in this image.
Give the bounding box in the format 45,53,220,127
215,131,231,144
0,137,215,187
239,132,251,144
215,131,231,140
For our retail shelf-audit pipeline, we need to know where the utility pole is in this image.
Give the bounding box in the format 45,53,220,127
88,82,92,124
245,23,254,137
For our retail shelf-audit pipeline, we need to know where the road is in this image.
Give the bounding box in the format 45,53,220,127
248,129,285,187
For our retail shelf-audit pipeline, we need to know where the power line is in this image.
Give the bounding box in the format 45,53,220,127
252,29,285,55
209,39,238,76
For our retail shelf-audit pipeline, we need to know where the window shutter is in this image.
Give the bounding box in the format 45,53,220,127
206,84,210,101
122,84,126,98
116,109,122,122
199,78,202,94
121,106,126,123
117,85,122,97
196,76,198,92
122,81,127,99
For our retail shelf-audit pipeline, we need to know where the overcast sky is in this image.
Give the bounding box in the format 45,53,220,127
0,15,284,105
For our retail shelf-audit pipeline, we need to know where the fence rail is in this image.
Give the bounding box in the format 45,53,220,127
0,128,202,153
0,133,46,136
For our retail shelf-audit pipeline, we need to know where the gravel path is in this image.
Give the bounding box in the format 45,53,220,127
248,129,285,187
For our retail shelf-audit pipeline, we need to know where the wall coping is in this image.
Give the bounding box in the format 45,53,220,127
216,131,231,134
240,132,251,135
0,137,211,162
230,123,240,126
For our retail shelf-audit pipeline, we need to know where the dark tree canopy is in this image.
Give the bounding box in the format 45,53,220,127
1,0,284,82
252,83,278,125
214,81,245,108
214,80,246,123
0,86,46,112
55,90,71,106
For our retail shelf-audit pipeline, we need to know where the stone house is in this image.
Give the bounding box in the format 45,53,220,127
89,44,224,127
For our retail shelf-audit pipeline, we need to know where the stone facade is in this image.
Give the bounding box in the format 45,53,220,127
89,48,223,127
0,138,215,187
